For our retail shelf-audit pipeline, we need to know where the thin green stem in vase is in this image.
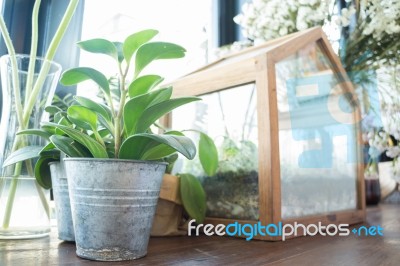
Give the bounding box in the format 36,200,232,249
22,0,80,127
24,0,41,107
0,17,24,130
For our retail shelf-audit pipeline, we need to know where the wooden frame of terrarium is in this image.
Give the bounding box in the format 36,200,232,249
164,27,366,241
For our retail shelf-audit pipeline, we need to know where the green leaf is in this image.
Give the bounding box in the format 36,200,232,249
17,129,52,141
139,131,186,160
98,128,111,138
128,75,164,98
179,173,206,223
45,105,62,115
35,156,58,189
39,143,60,158
141,144,177,160
2,146,43,167
41,124,57,135
39,142,60,157
74,96,114,134
77,38,118,60
105,142,116,158
135,42,186,77
58,116,73,128
164,153,178,174
119,133,196,160
165,130,184,136
98,116,114,136
43,122,108,158
123,29,158,63
74,96,112,121
118,135,153,160
146,87,173,106
113,41,125,63
60,67,110,96
199,133,218,176
135,97,200,133
123,87,172,136
50,135,92,158
34,143,61,190
54,111,68,124
67,105,98,131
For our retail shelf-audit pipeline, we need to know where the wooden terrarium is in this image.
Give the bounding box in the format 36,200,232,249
165,27,365,240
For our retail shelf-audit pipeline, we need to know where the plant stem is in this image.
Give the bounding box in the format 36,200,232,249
106,93,116,119
2,175,19,228
22,0,79,127
2,166,50,228
34,181,50,219
0,23,23,226
0,17,24,130
24,0,41,107
44,0,80,62
114,75,127,157
217,92,230,138
113,61,130,157
93,129,106,147
2,134,23,228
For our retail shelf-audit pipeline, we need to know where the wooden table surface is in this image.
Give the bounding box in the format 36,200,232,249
1,204,399,266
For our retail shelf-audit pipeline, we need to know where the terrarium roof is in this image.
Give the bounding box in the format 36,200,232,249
188,27,329,75
174,26,355,104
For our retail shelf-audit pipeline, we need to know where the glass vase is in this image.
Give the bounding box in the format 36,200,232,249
0,54,61,239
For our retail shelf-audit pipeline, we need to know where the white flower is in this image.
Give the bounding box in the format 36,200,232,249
386,23,400,34
296,20,308,31
367,131,374,139
335,6,356,27
279,27,288,36
234,0,329,42
387,146,400,158
360,0,400,39
363,25,374,36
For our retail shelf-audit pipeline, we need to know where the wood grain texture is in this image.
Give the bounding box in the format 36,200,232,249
0,205,398,265
256,53,272,230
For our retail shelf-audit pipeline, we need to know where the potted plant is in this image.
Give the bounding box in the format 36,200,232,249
46,95,77,242
0,0,80,239
6,29,200,261
152,131,218,236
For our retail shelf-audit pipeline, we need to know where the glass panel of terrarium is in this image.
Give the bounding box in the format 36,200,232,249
275,41,358,219
171,83,259,220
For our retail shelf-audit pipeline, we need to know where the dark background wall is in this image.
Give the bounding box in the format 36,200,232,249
214,0,249,47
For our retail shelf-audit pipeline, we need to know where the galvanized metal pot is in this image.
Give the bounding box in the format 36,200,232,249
64,158,166,261
49,162,75,242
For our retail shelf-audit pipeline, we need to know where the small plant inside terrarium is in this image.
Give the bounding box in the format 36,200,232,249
171,83,260,220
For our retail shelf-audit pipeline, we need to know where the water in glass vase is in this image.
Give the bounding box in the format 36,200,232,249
0,177,51,238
